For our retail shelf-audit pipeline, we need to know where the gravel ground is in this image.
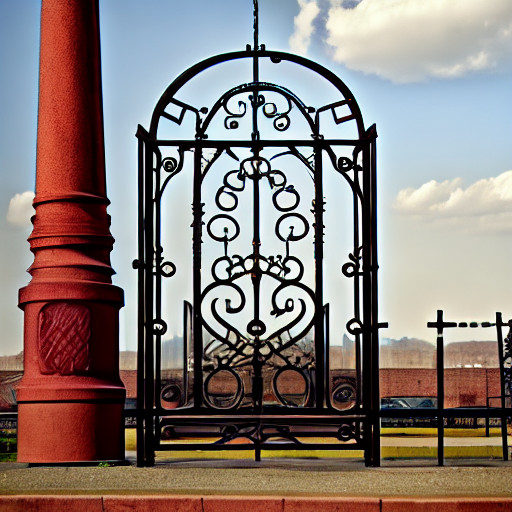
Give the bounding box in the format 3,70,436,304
1,459,512,497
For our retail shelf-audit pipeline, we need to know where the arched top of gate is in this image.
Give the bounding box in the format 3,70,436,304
148,49,368,140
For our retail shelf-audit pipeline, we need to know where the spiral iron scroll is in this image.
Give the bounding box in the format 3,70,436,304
222,92,293,133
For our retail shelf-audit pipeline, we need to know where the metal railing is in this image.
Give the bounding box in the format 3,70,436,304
379,310,511,465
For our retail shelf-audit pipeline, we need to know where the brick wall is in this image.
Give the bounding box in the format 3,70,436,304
121,368,504,408
380,368,502,408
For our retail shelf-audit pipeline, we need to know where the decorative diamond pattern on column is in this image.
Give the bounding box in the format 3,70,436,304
39,303,90,376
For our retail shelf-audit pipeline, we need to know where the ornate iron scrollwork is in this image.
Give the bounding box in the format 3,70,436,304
200,152,317,409
137,44,380,466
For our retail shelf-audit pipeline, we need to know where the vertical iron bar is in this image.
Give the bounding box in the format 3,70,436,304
369,133,380,467
183,300,192,406
255,423,261,462
143,141,155,466
436,309,445,467
192,147,204,408
354,331,362,441
324,303,331,407
361,143,374,466
136,128,146,467
250,2,261,420
496,312,509,461
252,0,260,140
352,146,362,411
314,146,325,408
355,332,362,408
252,1,260,141
485,375,490,438
252,155,261,323
351,145,364,445
251,153,263,413
253,0,259,53
154,150,163,448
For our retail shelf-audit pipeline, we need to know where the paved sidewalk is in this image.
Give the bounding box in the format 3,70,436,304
1,459,512,497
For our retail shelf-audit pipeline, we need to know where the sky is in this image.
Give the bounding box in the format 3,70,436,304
0,0,511,356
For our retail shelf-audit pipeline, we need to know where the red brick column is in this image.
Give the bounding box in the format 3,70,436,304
17,0,125,463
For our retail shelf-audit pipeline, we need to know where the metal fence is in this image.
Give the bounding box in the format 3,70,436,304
2,310,511,465
379,310,511,465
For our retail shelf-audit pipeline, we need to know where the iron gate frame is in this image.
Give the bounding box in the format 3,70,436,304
135,47,383,467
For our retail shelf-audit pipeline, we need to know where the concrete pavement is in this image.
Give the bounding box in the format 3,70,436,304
1,458,512,497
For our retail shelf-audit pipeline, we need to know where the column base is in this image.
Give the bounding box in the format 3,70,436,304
17,399,125,463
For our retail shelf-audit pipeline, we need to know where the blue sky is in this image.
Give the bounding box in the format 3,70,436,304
0,0,511,355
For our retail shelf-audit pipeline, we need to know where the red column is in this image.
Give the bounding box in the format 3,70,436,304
17,0,125,463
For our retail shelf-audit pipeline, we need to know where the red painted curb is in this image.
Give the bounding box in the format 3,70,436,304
381,497,512,511
103,495,202,511
284,497,380,511
0,496,103,511
203,496,284,512
1,496,512,512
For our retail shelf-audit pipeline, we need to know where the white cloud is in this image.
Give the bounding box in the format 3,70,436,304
394,171,512,232
7,191,35,228
289,0,321,54
324,0,512,82
395,178,462,213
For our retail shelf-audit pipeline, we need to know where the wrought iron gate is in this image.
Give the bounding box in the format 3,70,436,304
135,45,383,466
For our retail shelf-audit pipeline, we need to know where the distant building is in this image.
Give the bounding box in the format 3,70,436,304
0,352,23,371
0,338,504,411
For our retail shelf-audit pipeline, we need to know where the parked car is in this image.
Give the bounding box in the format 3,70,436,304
381,396,438,428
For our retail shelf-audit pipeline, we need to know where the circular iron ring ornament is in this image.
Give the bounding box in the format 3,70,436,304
207,214,241,242
332,382,356,411
162,157,178,173
215,187,239,211
247,319,266,336
159,261,176,278
160,383,183,409
275,213,309,242
337,423,357,442
337,156,353,172
346,318,363,336
272,365,310,407
204,367,244,410
272,185,300,212
152,319,167,335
